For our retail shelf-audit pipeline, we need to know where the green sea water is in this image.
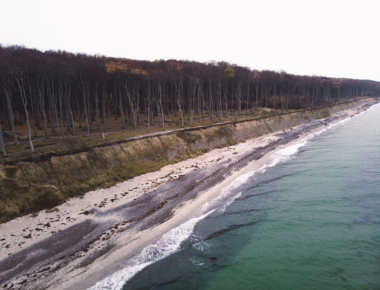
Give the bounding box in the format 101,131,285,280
121,104,380,290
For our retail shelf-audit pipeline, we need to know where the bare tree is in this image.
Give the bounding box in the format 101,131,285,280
78,76,91,139
0,119,6,156
174,79,184,127
0,73,18,144
123,79,140,132
37,75,49,139
10,66,34,152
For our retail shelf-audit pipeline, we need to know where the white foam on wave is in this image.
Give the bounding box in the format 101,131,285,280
316,111,362,136
202,170,254,214
316,107,371,135
367,102,380,111
329,117,351,128
351,102,379,118
192,241,211,253
203,135,312,215
266,137,310,168
88,210,215,290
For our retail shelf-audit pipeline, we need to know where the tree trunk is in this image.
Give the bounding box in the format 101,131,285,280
208,80,213,121
197,84,201,122
78,78,91,139
95,83,100,131
175,80,184,127
158,81,165,130
1,79,19,144
236,79,242,116
116,85,126,129
0,120,6,156
58,80,65,138
102,83,106,132
273,82,276,111
246,82,249,113
13,74,34,152
37,78,49,139
255,81,259,111
83,85,91,139
147,80,151,133
27,81,38,138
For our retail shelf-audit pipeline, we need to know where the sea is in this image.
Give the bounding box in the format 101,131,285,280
91,103,380,290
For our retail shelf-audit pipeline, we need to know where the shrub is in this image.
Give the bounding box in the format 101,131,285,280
176,132,202,144
46,207,59,213
316,109,330,119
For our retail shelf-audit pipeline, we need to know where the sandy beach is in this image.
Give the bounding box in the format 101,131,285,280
0,99,377,290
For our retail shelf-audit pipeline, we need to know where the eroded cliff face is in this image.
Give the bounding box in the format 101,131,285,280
0,100,372,222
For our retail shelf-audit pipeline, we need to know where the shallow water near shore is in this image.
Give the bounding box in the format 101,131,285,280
98,104,380,290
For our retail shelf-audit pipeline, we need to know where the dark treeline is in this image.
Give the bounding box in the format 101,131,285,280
1,45,379,156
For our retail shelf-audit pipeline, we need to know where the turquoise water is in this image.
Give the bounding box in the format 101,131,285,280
122,104,380,290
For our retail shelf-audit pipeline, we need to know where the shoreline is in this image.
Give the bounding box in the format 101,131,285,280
0,99,378,290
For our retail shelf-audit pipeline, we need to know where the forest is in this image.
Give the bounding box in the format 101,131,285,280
1,45,380,157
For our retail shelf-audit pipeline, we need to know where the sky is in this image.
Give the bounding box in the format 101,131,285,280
0,0,379,81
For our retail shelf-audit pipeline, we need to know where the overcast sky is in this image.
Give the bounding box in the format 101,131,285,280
0,0,378,81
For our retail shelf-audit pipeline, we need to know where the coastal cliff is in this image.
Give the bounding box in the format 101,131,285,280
0,99,376,222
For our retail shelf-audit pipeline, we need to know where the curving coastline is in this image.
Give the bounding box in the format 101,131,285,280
0,98,378,290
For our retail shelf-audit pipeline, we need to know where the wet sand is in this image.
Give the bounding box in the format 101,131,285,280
0,100,377,290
